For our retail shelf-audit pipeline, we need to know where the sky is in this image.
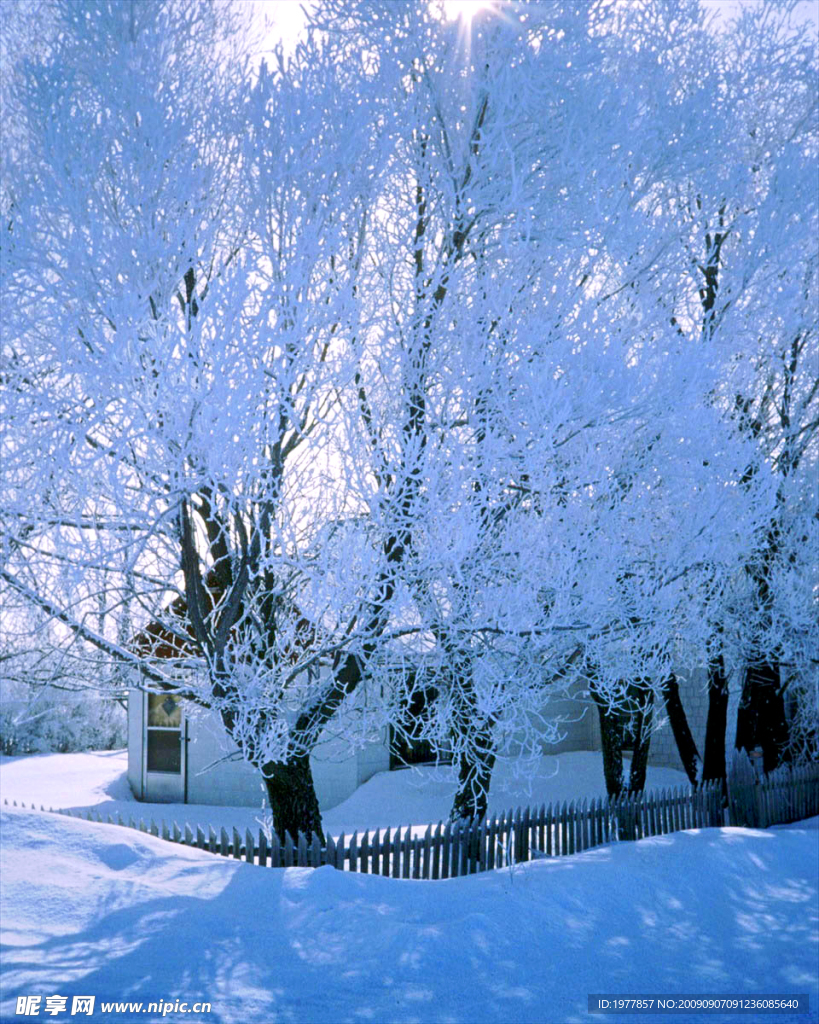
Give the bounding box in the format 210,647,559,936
257,0,819,48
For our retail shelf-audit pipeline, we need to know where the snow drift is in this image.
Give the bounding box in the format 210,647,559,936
1,806,816,1024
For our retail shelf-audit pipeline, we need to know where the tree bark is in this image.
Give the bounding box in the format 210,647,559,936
592,693,626,798
661,673,701,785
703,652,729,784
627,692,653,793
451,721,496,822
735,661,791,773
592,678,655,797
262,756,324,845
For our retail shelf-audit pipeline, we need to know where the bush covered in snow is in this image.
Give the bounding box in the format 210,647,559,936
0,677,126,756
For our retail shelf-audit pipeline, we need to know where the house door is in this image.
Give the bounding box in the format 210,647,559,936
143,692,186,803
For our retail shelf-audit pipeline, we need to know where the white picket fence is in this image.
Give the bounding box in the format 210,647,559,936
726,750,819,829
4,756,817,880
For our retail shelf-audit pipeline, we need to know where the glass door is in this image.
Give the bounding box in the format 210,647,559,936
143,693,186,802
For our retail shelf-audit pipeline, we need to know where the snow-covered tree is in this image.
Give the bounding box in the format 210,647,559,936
321,0,811,811
3,0,815,841
1,0,382,840
608,0,819,781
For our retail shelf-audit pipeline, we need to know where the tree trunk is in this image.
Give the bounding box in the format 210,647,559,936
592,678,655,798
450,721,496,822
592,694,626,798
735,661,791,773
703,652,729,784
262,756,324,845
627,693,653,793
660,673,701,785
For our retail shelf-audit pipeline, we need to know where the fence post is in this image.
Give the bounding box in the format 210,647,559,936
487,814,497,869
477,818,487,873
452,819,464,877
441,822,451,879
666,788,676,834
727,749,758,827
495,812,506,867
412,831,422,880
431,824,442,881
392,827,402,879
583,798,592,850
558,802,568,855
457,819,469,876
535,803,545,855
422,824,433,879
402,824,412,879
269,831,281,869
522,806,532,862
380,827,391,877
370,829,380,875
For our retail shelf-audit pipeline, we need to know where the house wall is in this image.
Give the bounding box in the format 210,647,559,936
540,686,600,754
648,666,741,775
129,661,726,811
128,688,391,812
185,712,270,809
184,715,390,812
357,735,391,785
540,667,727,776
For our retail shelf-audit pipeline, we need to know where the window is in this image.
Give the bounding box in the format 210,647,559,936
146,694,182,774
148,693,181,728
147,730,181,773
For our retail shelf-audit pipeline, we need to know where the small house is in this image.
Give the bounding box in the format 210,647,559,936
126,684,391,810
126,578,392,810
126,578,725,809
126,666,724,810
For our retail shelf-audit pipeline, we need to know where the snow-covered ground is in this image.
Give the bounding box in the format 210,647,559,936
1,803,816,1024
0,749,691,839
2,752,817,1022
